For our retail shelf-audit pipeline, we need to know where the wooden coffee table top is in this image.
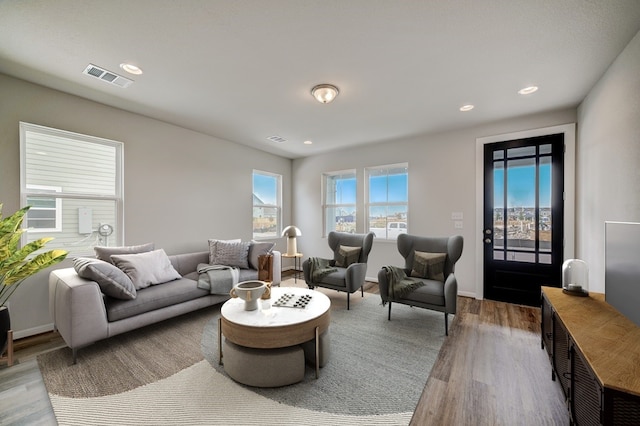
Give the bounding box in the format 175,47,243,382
220,287,331,349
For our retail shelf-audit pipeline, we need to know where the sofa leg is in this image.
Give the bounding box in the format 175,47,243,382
444,313,449,336
347,293,350,310
388,302,392,320
361,286,364,297
72,348,78,364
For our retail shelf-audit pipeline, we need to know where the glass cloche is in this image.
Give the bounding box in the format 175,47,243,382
562,259,589,296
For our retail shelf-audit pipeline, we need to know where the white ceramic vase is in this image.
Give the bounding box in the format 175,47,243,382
230,281,267,311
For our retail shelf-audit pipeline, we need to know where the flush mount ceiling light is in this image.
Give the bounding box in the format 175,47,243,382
311,84,339,104
304,140,313,145
459,104,475,112
120,63,143,75
518,85,538,95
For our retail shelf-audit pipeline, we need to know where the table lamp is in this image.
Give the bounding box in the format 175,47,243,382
282,225,301,256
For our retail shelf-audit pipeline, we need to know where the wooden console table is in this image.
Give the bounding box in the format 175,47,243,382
541,286,640,425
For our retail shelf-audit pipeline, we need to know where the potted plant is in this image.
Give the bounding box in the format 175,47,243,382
1,203,68,355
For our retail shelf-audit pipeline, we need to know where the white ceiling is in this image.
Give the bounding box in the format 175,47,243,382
1,1,640,159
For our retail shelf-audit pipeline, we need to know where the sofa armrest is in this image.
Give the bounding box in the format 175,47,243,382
49,268,109,350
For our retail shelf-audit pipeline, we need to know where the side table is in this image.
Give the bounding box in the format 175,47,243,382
282,252,303,283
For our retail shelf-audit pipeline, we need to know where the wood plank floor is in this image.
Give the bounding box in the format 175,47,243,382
410,296,570,425
1,278,569,425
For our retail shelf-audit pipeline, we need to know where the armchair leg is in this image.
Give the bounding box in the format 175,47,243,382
361,286,364,297
388,302,392,320
347,293,350,310
444,313,449,336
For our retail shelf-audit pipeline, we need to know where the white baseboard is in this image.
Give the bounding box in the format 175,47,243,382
458,290,477,299
13,323,55,340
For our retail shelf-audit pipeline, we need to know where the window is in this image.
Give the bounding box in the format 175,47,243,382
20,122,124,256
25,184,62,232
323,170,356,235
366,163,408,240
252,170,281,239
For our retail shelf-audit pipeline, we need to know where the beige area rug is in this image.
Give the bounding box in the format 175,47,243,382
39,281,445,425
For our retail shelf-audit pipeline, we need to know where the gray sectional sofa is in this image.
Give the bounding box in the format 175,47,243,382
49,244,281,362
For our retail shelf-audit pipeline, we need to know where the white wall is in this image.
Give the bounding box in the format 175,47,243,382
0,73,292,337
292,108,577,298
577,30,640,293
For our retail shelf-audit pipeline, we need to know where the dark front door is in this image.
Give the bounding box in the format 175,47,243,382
483,134,564,306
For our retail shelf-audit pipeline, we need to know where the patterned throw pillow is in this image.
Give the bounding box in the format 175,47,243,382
211,240,250,269
410,251,447,282
335,245,361,268
208,239,241,264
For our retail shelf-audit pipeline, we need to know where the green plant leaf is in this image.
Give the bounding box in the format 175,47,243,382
2,249,68,286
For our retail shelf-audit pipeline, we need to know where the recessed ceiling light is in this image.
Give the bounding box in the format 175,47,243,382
518,86,538,95
459,104,474,112
304,140,313,145
120,63,143,75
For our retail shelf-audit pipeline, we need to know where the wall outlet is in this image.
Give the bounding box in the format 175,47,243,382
454,221,463,229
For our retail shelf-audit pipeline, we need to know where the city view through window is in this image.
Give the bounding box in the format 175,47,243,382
493,159,552,263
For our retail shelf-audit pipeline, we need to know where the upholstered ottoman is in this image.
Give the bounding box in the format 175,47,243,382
223,339,305,387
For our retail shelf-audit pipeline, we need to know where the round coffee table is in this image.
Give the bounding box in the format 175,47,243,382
218,287,331,384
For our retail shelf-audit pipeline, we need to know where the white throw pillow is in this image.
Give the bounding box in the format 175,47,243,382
111,249,181,290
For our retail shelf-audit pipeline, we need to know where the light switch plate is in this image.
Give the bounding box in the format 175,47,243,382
451,212,463,220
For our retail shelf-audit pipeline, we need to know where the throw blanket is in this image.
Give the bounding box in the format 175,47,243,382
197,264,240,295
308,257,337,282
381,265,425,302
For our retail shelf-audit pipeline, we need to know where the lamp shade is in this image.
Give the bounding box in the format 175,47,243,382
282,226,301,256
281,226,302,237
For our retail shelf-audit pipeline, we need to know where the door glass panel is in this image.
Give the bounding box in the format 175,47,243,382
507,146,536,158
506,157,535,253
507,251,536,263
540,144,552,154
539,156,552,257
493,162,505,250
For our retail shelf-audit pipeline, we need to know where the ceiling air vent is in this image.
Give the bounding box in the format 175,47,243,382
267,135,287,143
83,64,133,88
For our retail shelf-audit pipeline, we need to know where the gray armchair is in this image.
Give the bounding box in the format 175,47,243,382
378,234,463,335
302,231,374,310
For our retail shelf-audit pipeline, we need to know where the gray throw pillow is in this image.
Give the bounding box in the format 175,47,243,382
248,241,276,270
208,239,241,264
335,245,361,268
211,240,250,269
94,242,155,264
73,257,136,300
411,251,447,281
111,249,182,290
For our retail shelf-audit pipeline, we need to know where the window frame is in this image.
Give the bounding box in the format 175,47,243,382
365,163,409,241
252,170,282,240
322,169,357,237
20,122,124,255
